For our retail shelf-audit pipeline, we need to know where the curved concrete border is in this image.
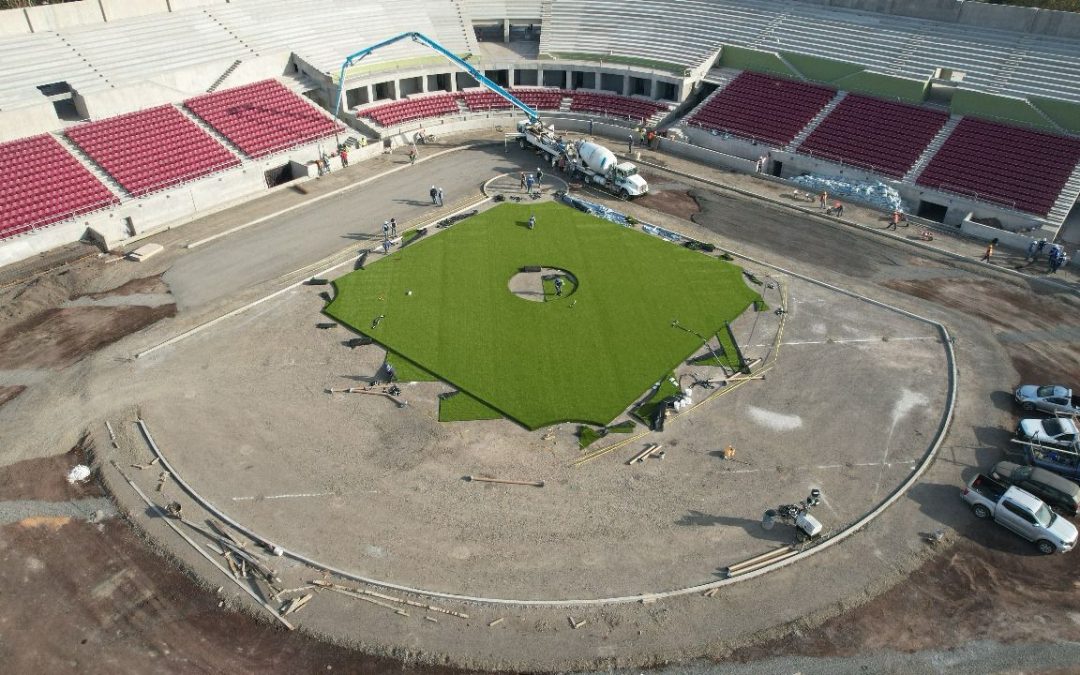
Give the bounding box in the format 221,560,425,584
480,172,569,197
133,248,957,607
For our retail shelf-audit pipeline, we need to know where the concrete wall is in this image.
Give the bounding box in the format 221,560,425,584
1030,8,1080,39
0,103,62,143
75,82,187,120
679,125,775,161
0,219,88,267
0,6,30,35
957,2,1036,32
99,0,169,22
217,51,293,91
25,1,104,32
960,215,1040,252
146,58,249,98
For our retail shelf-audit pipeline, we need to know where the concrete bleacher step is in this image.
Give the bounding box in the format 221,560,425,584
1047,163,1080,225
786,91,846,152
454,0,483,56
645,107,669,128
902,115,962,184
701,67,742,89
985,35,1035,93
538,0,554,55
750,11,790,49
885,34,924,74
279,71,322,97
53,134,127,199
558,95,572,112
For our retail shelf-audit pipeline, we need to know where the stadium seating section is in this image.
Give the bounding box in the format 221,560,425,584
66,106,240,197
361,93,462,126
358,88,668,126
0,135,118,239
689,72,836,146
186,80,340,158
798,95,950,178
463,88,565,111
916,118,1080,216
569,92,667,121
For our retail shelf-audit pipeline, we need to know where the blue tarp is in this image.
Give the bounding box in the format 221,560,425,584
560,193,632,226
789,174,905,212
560,193,686,243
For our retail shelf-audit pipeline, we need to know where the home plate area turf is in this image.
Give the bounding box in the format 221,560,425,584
325,202,761,430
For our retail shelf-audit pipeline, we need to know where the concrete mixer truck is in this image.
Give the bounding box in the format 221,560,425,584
515,120,649,198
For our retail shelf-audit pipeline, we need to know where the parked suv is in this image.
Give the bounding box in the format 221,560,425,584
991,461,1080,516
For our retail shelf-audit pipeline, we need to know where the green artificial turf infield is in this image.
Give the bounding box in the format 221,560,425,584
325,202,760,429
439,391,504,422
385,351,438,382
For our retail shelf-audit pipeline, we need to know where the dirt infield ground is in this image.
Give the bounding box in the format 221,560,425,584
0,137,1078,672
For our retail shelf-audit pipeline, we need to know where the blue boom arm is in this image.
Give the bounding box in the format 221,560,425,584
333,32,539,125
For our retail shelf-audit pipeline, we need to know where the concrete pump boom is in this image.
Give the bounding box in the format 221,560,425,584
332,32,539,128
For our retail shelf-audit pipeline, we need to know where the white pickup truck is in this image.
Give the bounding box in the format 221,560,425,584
962,473,1077,554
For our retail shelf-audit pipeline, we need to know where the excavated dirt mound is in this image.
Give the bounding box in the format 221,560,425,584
76,275,169,300
0,305,176,370
635,174,701,221
0,444,104,502
727,537,1080,661
0,516,467,675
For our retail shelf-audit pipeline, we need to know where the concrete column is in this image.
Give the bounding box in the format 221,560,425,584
420,76,428,93
390,80,399,100
503,18,509,42
622,74,630,96
650,78,660,99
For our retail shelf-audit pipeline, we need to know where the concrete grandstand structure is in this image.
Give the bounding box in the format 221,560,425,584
0,0,1079,265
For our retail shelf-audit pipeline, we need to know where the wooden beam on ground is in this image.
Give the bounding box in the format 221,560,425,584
466,476,544,487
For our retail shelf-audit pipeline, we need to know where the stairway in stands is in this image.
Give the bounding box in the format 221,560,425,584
1047,162,1080,226
54,133,128,199
901,115,962,183
207,60,243,93
786,91,847,152
672,74,737,131
175,104,247,159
